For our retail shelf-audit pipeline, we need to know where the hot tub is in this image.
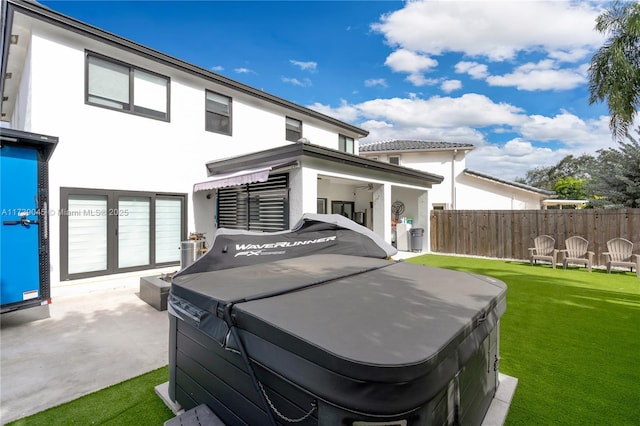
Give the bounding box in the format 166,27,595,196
168,254,506,425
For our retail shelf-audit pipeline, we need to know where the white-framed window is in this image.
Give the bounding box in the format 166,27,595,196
286,117,302,142
432,203,447,210
86,52,170,121
389,156,400,165
205,91,232,135
339,134,354,154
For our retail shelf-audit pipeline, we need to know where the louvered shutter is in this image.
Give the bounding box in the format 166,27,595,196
217,174,288,231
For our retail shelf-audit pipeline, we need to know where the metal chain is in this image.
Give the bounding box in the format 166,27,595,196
258,381,317,423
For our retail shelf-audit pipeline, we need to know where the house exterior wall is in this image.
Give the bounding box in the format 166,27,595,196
7,17,365,286
456,175,543,209
360,150,468,209
360,149,546,210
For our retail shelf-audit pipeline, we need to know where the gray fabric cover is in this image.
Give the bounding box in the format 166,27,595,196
175,213,396,277
169,254,506,414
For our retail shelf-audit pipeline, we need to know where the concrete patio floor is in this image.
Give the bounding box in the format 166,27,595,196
0,269,173,425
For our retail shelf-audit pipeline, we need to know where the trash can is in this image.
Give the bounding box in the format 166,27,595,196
410,228,424,252
180,239,206,270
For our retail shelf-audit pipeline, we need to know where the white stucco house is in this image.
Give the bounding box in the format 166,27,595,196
1,0,443,290
359,140,554,210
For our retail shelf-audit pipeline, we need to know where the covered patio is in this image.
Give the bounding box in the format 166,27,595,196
192,143,443,252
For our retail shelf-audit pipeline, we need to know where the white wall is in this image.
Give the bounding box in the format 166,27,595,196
360,150,466,209
17,24,362,285
456,175,543,209
360,150,545,210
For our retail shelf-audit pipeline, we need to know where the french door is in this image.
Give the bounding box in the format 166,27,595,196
61,188,186,280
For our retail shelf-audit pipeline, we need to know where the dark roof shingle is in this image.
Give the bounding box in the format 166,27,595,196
359,139,475,152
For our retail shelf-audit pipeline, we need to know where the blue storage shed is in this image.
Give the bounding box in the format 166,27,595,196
1,128,57,313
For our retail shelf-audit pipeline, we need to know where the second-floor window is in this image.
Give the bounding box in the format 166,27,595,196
206,91,232,135
389,156,400,165
286,117,302,142
86,53,169,121
339,135,354,154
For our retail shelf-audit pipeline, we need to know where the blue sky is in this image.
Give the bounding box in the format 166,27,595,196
41,0,633,181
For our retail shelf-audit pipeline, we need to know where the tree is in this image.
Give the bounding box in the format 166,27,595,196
588,0,640,140
554,177,588,200
515,154,597,191
588,126,640,207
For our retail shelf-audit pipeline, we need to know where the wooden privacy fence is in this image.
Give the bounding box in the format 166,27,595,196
430,209,640,265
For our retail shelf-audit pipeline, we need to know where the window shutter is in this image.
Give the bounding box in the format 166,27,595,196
217,174,288,231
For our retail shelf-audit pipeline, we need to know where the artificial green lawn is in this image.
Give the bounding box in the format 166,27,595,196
406,255,640,425
10,255,640,425
7,366,174,425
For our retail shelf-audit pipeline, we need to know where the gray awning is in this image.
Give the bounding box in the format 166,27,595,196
194,166,271,192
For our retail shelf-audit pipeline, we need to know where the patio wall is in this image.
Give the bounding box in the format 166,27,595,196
430,209,640,265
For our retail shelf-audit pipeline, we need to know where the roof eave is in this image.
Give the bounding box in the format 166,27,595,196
360,146,475,155
6,0,368,138
463,169,555,196
207,143,444,185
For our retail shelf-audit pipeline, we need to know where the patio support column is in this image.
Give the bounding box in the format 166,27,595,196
417,190,430,252
301,168,318,215
373,183,392,244
289,167,317,225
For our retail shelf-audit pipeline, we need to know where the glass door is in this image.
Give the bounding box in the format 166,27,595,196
331,201,354,220
117,196,150,268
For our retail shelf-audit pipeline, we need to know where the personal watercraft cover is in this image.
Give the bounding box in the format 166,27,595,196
176,213,396,276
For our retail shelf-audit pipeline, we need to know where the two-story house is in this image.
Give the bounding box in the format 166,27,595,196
360,140,554,210
1,0,443,292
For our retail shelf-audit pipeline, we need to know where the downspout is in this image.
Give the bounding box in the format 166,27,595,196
451,149,458,209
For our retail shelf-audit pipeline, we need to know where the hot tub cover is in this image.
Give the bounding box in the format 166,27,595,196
176,213,396,276
169,253,507,415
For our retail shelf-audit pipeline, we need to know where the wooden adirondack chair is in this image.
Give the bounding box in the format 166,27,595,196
560,236,594,272
603,238,640,277
528,235,557,268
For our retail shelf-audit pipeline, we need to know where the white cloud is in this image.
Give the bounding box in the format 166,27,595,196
406,74,439,87
282,77,312,87
210,65,224,72
384,48,438,87
360,123,487,147
384,48,438,73
503,139,534,156
307,94,615,181
455,61,488,79
486,60,587,91
307,99,360,122
372,1,604,61
466,142,560,181
290,60,317,72
364,78,388,88
440,80,462,93
548,48,591,63
454,59,588,91
374,1,603,90
234,67,255,74
356,94,525,128
520,112,612,152
359,119,393,130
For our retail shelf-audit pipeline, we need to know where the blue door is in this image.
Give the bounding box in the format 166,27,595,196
0,145,41,306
